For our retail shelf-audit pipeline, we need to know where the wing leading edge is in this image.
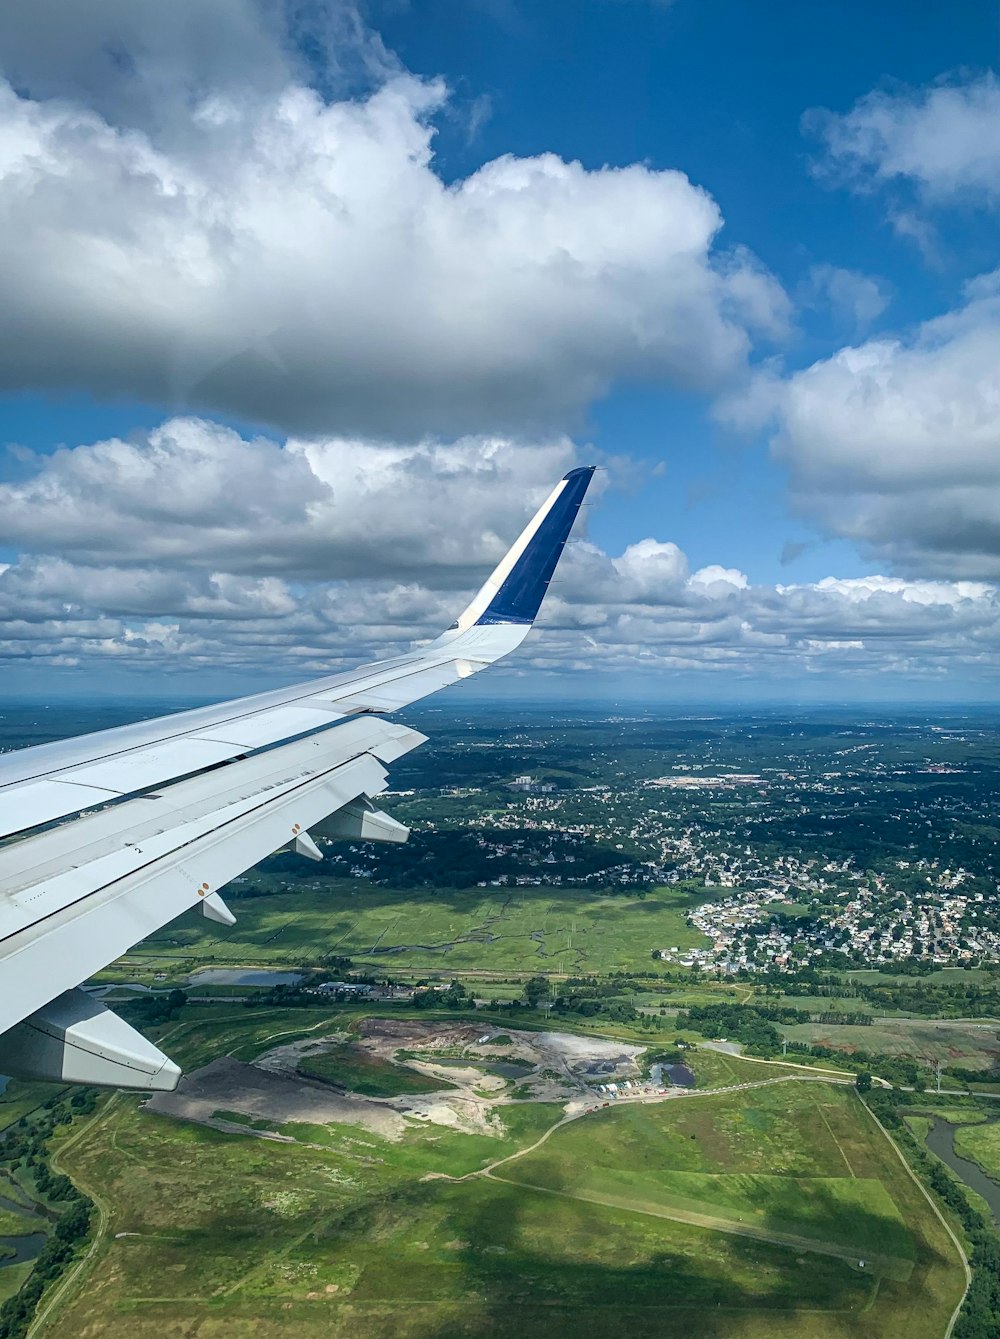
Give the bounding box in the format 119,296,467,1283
0,467,595,1089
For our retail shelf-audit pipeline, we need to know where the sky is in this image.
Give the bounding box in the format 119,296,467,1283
0,0,999,702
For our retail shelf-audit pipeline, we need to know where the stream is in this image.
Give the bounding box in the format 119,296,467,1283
0,1188,52,1273
925,1117,1000,1225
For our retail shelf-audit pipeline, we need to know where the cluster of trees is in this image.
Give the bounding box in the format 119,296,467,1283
411,980,470,1009
0,1195,93,1339
947,1065,1000,1086
675,1002,820,1057
0,1097,97,1339
520,974,644,1024
0,1093,96,1168
263,826,653,891
119,988,187,1029
789,1042,928,1089
767,964,1000,1021
552,994,640,1023
855,978,1000,1019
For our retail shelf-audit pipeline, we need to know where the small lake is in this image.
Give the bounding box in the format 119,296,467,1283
926,1117,1000,1225
185,969,304,987
650,1062,696,1088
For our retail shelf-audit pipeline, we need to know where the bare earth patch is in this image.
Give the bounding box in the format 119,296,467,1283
146,1021,652,1143
145,1055,407,1139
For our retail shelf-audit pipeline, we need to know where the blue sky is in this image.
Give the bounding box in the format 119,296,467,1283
0,0,998,700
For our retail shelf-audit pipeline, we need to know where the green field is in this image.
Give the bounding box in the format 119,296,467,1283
37,1006,964,1339
0,1205,44,1237
954,1121,1000,1178
502,1085,915,1276
296,1043,453,1097
781,1017,1000,1070
123,880,715,976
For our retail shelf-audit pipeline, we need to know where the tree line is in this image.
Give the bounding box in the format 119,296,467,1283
0,1094,98,1339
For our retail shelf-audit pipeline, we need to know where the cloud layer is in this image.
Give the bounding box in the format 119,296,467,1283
0,16,996,698
1,418,996,691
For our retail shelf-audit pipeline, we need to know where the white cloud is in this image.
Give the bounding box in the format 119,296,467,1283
723,278,1000,579
0,420,995,689
0,417,579,582
802,265,890,332
808,71,1000,206
0,1,787,439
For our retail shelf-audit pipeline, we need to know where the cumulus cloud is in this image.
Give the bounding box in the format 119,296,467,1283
0,0,787,438
724,277,1000,580
0,417,995,690
807,71,1000,206
0,418,579,581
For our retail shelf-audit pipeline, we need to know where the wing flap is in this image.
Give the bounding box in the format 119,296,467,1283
0,719,426,1037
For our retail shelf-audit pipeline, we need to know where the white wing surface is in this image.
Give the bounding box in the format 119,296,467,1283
0,468,595,1090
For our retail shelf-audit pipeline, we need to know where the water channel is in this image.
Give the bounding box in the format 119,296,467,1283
0,1188,53,1275
925,1117,1000,1225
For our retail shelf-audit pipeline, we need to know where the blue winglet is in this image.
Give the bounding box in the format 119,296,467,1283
475,467,596,625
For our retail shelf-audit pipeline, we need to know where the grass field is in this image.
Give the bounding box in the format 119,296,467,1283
38,1009,964,1339
296,1044,454,1097
122,880,715,977
781,1017,1000,1071
502,1085,915,1276
954,1121,1000,1179
0,1205,44,1236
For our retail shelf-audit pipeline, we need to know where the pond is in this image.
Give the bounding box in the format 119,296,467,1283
925,1117,1000,1226
649,1062,696,1088
185,969,304,987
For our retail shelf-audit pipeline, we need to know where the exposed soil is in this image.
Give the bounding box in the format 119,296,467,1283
145,1055,407,1139
146,1020,650,1144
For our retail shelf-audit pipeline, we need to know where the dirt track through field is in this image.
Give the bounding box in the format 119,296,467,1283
421,1072,907,1274
425,1072,855,1183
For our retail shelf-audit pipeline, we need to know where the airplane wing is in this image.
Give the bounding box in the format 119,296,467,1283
0,466,595,1091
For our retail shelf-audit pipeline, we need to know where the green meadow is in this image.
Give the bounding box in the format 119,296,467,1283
954,1120,1000,1179
122,879,716,977
501,1084,915,1275
37,1010,964,1339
